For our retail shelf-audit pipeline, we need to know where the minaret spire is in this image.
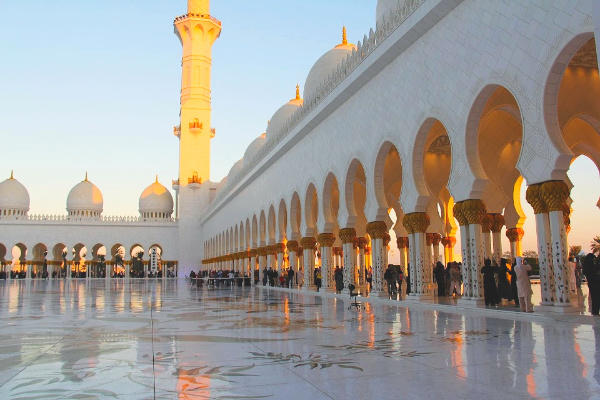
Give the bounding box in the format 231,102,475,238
187,0,209,14
295,84,301,100
9,170,14,180
342,26,348,45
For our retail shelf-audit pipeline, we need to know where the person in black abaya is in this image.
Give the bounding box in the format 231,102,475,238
584,253,600,315
497,258,513,303
481,258,499,306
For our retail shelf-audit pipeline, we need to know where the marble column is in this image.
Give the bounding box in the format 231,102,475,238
317,233,335,291
490,214,504,264
301,237,316,290
441,236,456,265
463,199,487,301
357,237,367,287
297,246,304,285
481,214,493,260
366,222,387,296
339,228,357,294
431,234,441,265
540,181,572,308
505,228,523,260
425,233,435,274
332,247,341,288
250,249,257,286
258,247,267,285
275,243,286,274
286,241,298,287
397,237,409,274
403,213,431,300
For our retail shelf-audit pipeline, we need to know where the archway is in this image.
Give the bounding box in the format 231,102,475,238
130,244,145,278
32,243,48,279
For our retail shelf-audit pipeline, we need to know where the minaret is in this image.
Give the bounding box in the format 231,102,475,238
174,0,221,187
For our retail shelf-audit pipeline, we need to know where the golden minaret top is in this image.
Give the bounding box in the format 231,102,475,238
188,0,209,14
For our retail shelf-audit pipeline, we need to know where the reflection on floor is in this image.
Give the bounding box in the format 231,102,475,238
0,280,599,399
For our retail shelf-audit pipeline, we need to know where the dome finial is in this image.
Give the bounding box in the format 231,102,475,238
155,174,159,184
342,26,348,45
9,170,14,180
84,172,88,182
295,84,301,100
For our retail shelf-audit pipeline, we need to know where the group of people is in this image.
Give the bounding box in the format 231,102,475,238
262,267,299,288
432,261,464,297
384,264,404,296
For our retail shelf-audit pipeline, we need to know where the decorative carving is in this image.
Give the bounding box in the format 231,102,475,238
461,199,487,225
403,212,430,234
274,243,286,254
428,233,442,246
481,214,494,233
286,240,299,252
562,203,571,227
383,233,391,247
540,181,570,212
441,236,456,248
366,221,388,239
300,237,317,250
491,214,505,233
317,233,336,247
506,228,525,243
525,183,547,214
188,171,202,184
339,228,357,244
257,247,267,257
453,202,468,226
357,237,368,249
427,134,451,155
396,237,409,249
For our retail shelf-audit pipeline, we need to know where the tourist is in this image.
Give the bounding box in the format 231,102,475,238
514,257,533,312
334,267,344,294
384,265,394,295
449,262,461,296
481,258,498,306
510,260,519,307
262,267,268,286
366,267,373,291
288,268,294,288
315,268,322,291
583,253,600,315
434,261,446,297
497,258,513,304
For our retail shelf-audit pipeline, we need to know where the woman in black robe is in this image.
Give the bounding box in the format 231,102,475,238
481,258,499,306
334,267,344,294
584,253,600,315
433,262,446,296
497,258,513,302
510,260,519,307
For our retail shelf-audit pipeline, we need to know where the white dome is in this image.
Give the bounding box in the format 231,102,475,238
67,176,103,215
227,159,244,183
139,178,174,216
303,29,356,100
243,134,266,162
0,173,30,213
217,176,228,191
377,0,400,26
265,92,303,140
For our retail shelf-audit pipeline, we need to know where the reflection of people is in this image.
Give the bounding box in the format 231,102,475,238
514,257,533,312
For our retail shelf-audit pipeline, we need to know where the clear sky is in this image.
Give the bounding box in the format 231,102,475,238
0,1,598,255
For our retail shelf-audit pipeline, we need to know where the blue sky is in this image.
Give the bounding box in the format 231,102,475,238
0,0,598,253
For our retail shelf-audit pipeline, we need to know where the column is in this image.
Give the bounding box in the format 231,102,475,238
397,237,409,295
441,236,455,265
339,228,357,294
453,202,471,298
431,234,441,265
490,214,504,263
357,237,367,287
461,199,487,302
425,233,435,274
297,246,304,286
275,243,286,274
317,233,335,291
506,228,524,259
481,214,493,260
366,222,387,295
265,245,275,275
286,241,298,287
403,213,432,300
332,247,341,288
540,181,572,308
301,237,316,290
249,250,257,286
258,247,267,285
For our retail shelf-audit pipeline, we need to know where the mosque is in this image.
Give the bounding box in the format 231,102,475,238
1,0,599,311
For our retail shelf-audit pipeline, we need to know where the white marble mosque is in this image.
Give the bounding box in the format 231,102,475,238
2,1,600,398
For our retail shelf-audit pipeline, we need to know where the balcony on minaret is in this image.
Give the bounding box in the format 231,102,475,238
173,125,181,138
172,179,180,190
210,128,216,139
189,119,202,134
188,171,202,188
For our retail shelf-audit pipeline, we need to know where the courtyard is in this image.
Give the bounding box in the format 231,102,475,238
0,280,598,399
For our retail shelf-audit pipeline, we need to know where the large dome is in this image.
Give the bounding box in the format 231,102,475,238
66,174,103,217
139,177,174,218
0,172,30,216
227,159,244,184
243,133,266,162
265,86,304,140
303,28,356,100
377,0,400,25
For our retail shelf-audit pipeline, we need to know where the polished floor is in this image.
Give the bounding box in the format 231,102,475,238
0,280,599,399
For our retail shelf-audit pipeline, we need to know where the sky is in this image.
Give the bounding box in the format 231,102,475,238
0,0,599,255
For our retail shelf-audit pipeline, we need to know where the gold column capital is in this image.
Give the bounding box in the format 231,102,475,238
461,199,487,225
453,202,468,226
490,213,505,233
403,212,430,234
481,213,494,233
540,180,570,212
366,221,388,239
441,236,456,248
317,233,336,247
274,243,286,254
506,228,524,243
357,237,368,249
300,237,317,250
396,237,409,249
339,228,357,244
286,240,299,253
383,233,391,247
525,183,547,214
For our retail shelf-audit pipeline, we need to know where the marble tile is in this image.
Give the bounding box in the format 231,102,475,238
0,279,598,399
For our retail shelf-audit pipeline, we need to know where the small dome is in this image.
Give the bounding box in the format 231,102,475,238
266,86,303,140
67,174,103,216
377,0,400,26
227,159,244,183
243,133,266,162
0,172,30,215
139,177,174,217
303,27,356,100
217,176,228,192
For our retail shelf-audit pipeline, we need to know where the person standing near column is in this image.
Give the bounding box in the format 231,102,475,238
583,254,600,315
515,257,533,312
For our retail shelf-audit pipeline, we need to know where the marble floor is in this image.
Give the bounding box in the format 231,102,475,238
0,280,599,399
